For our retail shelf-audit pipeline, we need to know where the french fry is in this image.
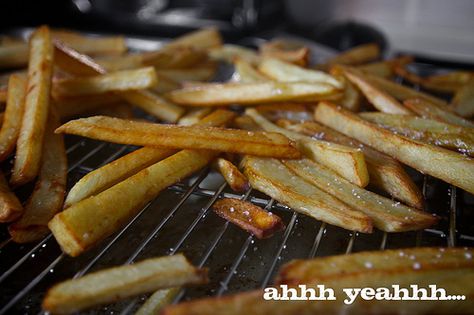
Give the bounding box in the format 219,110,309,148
53,67,158,97
284,120,424,209
163,27,222,51
0,170,23,222
209,44,260,64
135,288,181,315
451,78,474,118
9,109,67,243
259,40,309,66
242,156,373,233
213,158,250,192
342,67,412,114
258,57,343,88
64,109,235,207
425,71,473,92
156,62,217,83
55,115,300,158
42,254,208,314
283,159,436,232
143,47,208,69
54,41,185,122
320,43,380,69
178,107,213,125
11,26,54,187
404,98,474,128
151,73,181,94
315,101,474,194
360,112,474,156
0,74,26,161
233,58,270,83
95,53,145,71
0,43,29,69
162,247,474,315
357,56,413,78
212,198,284,239
255,103,313,122
167,81,341,106
329,66,361,112
51,30,127,56
246,108,369,187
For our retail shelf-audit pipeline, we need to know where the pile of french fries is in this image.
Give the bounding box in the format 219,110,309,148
0,25,473,313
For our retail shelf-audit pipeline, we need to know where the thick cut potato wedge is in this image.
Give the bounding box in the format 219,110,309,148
360,112,474,156
404,98,474,128
342,67,412,114
0,170,23,222
284,121,423,209
233,58,270,83
9,109,67,243
283,159,436,232
0,74,26,161
135,288,181,315
53,67,158,97
212,198,284,239
64,109,235,207
49,149,218,256
242,157,372,233
213,158,250,193
320,43,380,69
11,26,54,187
167,81,341,106
259,40,309,66
42,254,207,314
246,109,369,187
209,44,260,64
258,58,342,88
55,115,300,159
451,78,474,118
315,102,474,194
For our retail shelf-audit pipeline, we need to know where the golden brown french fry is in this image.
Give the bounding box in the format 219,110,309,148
42,254,207,314
178,107,213,126
320,43,380,69
55,115,300,158
53,67,158,97
360,112,474,156
156,62,217,83
356,56,414,78
162,247,474,315
329,66,361,112
259,57,343,88
57,93,121,119
212,198,284,239
255,103,313,122
0,43,29,69
9,109,67,243
233,58,270,83
246,108,369,187
0,74,26,161
283,159,436,232
259,40,309,66
51,30,127,56
451,78,474,118
242,157,373,233
163,27,222,51
95,53,145,71
209,44,260,64
0,170,23,223
315,101,474,194
342,67,412,114
151,73,181,94
284,120,424,209
54,41,185,122
404,98,474,128
167,81,341,106
425,71,473,91
135,288,181,315
213,158,250,193
143,47,208,69
64,109,235,207
49,149,218,256
11,26,54,187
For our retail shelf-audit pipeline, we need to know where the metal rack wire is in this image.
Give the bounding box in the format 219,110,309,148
0,36,473,314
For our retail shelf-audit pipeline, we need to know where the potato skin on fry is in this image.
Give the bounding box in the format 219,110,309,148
213,158,250,193
212,198,284,239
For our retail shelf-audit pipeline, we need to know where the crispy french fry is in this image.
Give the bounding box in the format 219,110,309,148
363,72,448,107
315,101,474,194
11,26,54,187
284,120,424,209
167,81,341,106
55,115,300,158
342,67,412,114
360,112,474,156
212,198,284,239
242,157,372,233
178,107,213,126
151,73,181,94
53,67,158,97
209,44,260,64
42,254,207,314
321,43,380,69
51,30,127,56
246,109,369,187
0,170,23,222
163,28,222,51
135,288,181,315
404,98,474,128
95,53,145,71
9,109,67,243
255,103,313,122
156,62,217,83
50,148,219,256
233,115,261,131
259,58,343,88
357,56,413,78
0,74,26,161
451,78,474,118
54,41,185,122
213,158,250,192
64,109,235,207
143,47,208,69
163,247,474,315
233,58,270,83
57,93,121,119
259,40,309,66
283,159,436,232
425,71,473,92
329,66,361,112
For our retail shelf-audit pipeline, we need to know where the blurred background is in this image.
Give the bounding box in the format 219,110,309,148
1,0,473,63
